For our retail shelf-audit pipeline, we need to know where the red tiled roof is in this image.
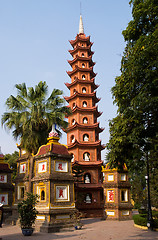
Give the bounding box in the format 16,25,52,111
0,163,12,172
35,143,70,157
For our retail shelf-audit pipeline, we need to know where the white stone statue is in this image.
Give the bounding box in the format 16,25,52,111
83,117,88,124
85,174,90,183
84,152,90,161
83,134,89,141
71,136,75,143
72,119,76,125
83,102,87,107
86,194,91,203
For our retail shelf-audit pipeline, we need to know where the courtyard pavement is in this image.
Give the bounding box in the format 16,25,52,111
0,218,158,240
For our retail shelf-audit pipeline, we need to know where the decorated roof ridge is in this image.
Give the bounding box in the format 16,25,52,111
49,124,59,138
34,124,71,157
64,91,100,102
64,122,104,132
102,163,128,172
67,139,104,149
34,141,70,157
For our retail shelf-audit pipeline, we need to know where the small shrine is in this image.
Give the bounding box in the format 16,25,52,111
12,125,76,232
102,164,132,220
33,125,76,232
0,147,14,220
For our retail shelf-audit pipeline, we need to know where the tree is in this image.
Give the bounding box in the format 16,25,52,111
4,151,19,179
1,81,70,155
106,0,158,217
1,81,71,192
18,192,38,230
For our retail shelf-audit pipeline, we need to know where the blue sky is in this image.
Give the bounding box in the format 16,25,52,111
0,0,132,157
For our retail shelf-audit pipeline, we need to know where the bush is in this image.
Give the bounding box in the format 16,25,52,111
18,192,38,229
153,219,158,228
133,214,147,226
138,209,147,214
152,211,158,219
133,213,158,228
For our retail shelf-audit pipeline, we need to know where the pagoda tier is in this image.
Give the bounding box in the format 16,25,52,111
69,34,91,46
68,55,95,67
65,16,104,217
70,105,102,117
65,77,99,90
64,91,100,103
69,46,94,57
68,139,104,150
67,66,97,78
64,122,104,133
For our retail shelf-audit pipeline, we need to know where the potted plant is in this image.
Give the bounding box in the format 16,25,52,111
72,211,83,230
18,192,38,236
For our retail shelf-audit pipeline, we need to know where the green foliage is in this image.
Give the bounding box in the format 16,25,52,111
1,81,71,154
18,192,38,229
133,213,158,228
133,214,147,226
106,0,158,207
131,172,147,209
152,211,158,219
4,151,18,179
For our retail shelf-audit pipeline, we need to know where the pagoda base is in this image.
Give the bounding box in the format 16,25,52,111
40,222,75,233
35,208,76,233
104,208,132,221
77,208,104,218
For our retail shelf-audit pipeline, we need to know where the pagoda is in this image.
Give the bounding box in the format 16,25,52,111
64,15,105,217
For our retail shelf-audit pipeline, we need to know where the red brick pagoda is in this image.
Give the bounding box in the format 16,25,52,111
64,15,105,217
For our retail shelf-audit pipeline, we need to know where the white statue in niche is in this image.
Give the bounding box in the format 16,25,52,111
83,117,88,124
71,154,74,162
83,134,89,141
86,194,91,203
83,102,87,107
85,174,90,183
84,152,90,161
72,103,76,109
72,119,76,125
82,88,86,93
71,136,75,143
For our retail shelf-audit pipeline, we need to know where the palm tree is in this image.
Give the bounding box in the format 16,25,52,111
2,81,71,192
1,81,70,154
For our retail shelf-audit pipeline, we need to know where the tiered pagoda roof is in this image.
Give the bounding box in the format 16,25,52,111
64,91,100,103
65,77,99,90
68,139,105,151
68,55,95,67
67,65,97,78
64,122,104,133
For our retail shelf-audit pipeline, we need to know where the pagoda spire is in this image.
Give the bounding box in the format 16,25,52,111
79,14,84,34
